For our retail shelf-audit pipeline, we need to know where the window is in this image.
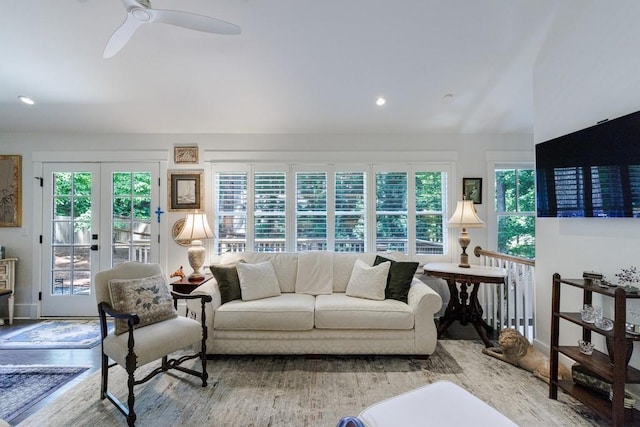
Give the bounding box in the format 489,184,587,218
376,171,408,252
296,172,327,251
495,167,535,258
415,172,445,254
214,164,448,256
215,172,247,253
335,171,366,252
254,172,286,251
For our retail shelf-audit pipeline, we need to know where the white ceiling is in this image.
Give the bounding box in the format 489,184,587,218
0,0,559,134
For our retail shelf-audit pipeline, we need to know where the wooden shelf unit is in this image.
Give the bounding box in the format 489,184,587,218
550,274,640,426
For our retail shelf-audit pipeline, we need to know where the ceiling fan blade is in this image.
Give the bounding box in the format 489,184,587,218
103,13,144,58
150,9,241,35
120,0,146,10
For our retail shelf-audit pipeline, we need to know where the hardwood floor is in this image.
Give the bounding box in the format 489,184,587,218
0,319,492,425
0,320,102,425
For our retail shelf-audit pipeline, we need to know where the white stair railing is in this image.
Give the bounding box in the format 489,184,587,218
474,246,536,342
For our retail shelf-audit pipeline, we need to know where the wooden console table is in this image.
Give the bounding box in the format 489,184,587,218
170,274,213,309
424,262,506,348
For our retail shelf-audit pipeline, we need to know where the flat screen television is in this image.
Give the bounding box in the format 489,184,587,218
535,110,640,218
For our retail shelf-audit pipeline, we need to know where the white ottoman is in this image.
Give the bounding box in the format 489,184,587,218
337,380,517,427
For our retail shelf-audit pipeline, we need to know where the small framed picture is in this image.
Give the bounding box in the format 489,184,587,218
0,155,22,227
463,178,482,204
168,170,203,211
174,146,199,164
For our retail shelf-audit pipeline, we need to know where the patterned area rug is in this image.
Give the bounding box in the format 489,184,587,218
18,341,607,427
0,365,88,423
0,320,109,349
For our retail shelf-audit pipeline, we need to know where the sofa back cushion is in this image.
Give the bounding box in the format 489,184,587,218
295,251,333,295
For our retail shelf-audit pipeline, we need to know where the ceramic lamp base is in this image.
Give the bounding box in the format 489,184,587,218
458,229,471,268
186,240,205,280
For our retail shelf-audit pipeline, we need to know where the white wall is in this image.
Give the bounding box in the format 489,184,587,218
533,0,640,382
0,131,531,319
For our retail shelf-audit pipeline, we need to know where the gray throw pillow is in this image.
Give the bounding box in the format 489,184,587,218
374,255,419,303
108,273,177,335
210,260,245,304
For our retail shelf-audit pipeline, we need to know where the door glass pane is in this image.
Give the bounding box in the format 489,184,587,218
51,172,92,295
111,172,151,266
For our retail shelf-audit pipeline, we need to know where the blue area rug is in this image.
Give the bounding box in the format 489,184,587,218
0,365,88,422
0,320,110,349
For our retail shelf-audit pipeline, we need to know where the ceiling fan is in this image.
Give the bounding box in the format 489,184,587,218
103,0,241,58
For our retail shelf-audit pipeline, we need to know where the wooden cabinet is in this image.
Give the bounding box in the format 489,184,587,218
0,257,17,325
550,273,640,426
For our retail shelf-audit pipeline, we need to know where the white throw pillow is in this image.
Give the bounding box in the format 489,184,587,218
236,260,282,301
345,259,391,301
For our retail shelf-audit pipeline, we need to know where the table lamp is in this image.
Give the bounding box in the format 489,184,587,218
176,212,214,281
447,200,485,268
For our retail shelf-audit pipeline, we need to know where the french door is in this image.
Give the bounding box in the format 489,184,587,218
41,163,160,317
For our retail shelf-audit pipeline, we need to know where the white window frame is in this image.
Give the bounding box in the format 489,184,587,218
207,150,455,263
486,151,535,253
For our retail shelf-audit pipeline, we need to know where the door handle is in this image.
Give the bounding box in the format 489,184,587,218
90,244,99,251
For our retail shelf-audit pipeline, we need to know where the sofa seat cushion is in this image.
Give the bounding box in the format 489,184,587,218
215,293,315,331
315,294,413,330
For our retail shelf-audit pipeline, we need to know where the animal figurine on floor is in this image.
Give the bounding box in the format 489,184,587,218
170,266,185,280
482,328,572,383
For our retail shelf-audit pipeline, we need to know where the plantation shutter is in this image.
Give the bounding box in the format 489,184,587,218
296,172,327,251
254,172,286,251
335,171,366,252
375,171,408,252
215,172,247,253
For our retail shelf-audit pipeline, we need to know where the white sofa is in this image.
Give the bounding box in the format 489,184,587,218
187,252,443,356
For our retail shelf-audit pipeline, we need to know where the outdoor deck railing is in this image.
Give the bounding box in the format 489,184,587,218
474,246,536,342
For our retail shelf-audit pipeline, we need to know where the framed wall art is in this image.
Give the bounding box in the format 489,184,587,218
0,155,22,227
168,170,203,211
463,177,482,204
174,146,199,164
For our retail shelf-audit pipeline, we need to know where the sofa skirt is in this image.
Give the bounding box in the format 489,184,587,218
206,329,431,355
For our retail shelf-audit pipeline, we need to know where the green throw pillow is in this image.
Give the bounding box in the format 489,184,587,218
210,261,245,304
374,255,419,303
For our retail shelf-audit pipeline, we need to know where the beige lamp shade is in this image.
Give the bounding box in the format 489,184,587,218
176,213,214,242
177,213,214,281
447,200,485,268
447,200,485,229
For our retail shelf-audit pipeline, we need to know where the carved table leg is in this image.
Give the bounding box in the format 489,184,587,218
437,278,461,338
469,282,494,347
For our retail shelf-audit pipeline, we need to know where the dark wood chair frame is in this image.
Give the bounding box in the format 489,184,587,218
97,291,212,427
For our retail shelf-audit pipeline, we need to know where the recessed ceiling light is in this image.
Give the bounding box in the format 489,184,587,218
18,96,35,105
376,97,386,106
